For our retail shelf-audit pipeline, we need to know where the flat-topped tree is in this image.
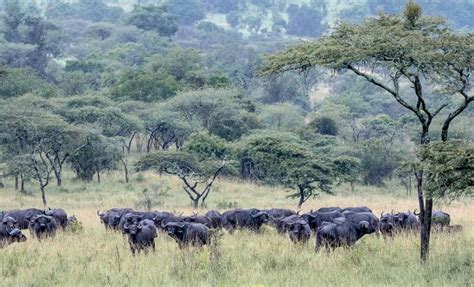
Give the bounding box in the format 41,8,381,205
136,150,226,208
263,1,473,262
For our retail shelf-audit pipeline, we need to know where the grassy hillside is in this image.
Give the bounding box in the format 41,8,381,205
0,172,472,286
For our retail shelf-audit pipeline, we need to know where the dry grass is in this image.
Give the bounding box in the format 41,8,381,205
0,172,472,286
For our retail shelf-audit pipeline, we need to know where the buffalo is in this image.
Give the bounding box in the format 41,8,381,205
123,219,157,254
287,220,311,244
379,212,396,236
205,210,223,229
28,214,59,239
222,209,270,232
163,222,209,248
274,215,305,234
301,210,344,232
118,211,160,233
342,212,379,234
97,208,134,231
4,208,44,229
432,210,450,227
341,206,373,214
316,220,373,251
0,226,27,248
183,214,214,228
264,208,297,226
2,216,19,234
315,207,342,213
45,208,68,230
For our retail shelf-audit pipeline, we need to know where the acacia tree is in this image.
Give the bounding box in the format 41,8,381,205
136,150,225,208
0,97,75,206
239,131,336,208
263,2,473,261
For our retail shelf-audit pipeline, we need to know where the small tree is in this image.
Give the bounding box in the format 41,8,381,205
136,151,225,208
238,131,335,207
68,134,120,183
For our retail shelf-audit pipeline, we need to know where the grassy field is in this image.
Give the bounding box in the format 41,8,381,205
0,172,473,286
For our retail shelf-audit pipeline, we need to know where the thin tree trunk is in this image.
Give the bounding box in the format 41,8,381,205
120,157,129,183
193,198,199,208
421,196,433,262
40,185,47,207
54,168,62,187
297,186,305,209
20,173,25,193
97,171,101,184
15,175,19,190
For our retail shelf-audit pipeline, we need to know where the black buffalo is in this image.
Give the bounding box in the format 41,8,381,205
97,208,134,230
45,208,68,230
394,211,420,231
315,207,342,213
183,214,214,228
117,211,160,233
274,215,304,234
163,222,209,248
222,209,270,232
379,212,396,236
432,210,450,227
205,210,223,228
0,225,27,248
28,214,59,239
123,219,157,254
301,210,344,232
341,206,373,214
316,221,373,251
264,209,297,226
4,208,44,229
2,216,19,234
342,212,379,234
287,220,311,244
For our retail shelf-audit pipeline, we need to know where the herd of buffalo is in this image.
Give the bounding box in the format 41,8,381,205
1,206,463,254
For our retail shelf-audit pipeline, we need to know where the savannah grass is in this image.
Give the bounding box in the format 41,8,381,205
0,171,472,286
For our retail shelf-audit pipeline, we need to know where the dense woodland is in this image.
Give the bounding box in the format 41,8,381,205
0,0,473,210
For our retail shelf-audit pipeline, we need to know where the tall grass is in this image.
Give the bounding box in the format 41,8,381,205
0,172,472,286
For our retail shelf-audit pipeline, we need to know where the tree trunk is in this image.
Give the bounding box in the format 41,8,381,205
418,125,431,262
193,198,199,208
15,175,19,190
420,196,433,262
120,157,129,183
54,168,62,187
297,186,305,208
20,173,25,193
40,185,47,207
97,171,101,184
350,182,355,193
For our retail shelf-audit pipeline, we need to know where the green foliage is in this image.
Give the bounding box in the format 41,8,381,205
421,141,474,201
45,0,124,22
286,4,326,37
126,5,178,37
183,132,232,161
166,88,259,140
68,133,120,181
111,68,179,102
359,139,400,186
166,0,205,25
0,68,60,98
238,131,335,206
136,150,202,175
259,103,305,132
309,116,338,136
